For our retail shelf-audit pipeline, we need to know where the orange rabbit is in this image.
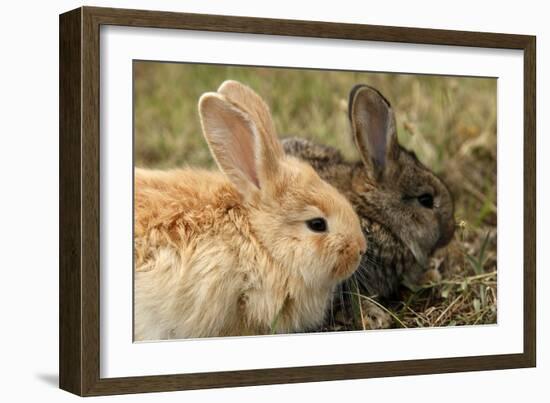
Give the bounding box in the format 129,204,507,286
134,81,366,340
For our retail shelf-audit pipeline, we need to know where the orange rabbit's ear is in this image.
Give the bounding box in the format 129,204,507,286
217,80,284,170
349,84,400,181
198,92,282,200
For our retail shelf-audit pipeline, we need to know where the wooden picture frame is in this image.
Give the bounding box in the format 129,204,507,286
59,6,536,396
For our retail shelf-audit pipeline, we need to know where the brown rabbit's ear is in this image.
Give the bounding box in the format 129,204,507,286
349,85,400,181
217,80,284,164
198,93,282,199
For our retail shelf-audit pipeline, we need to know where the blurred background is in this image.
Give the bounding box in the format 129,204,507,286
134,62,497,327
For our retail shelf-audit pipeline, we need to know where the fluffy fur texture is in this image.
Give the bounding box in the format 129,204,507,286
283,85,455,305
134,81,366,340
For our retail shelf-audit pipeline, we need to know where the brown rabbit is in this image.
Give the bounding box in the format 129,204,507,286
134,81,366,340
283,85,455,328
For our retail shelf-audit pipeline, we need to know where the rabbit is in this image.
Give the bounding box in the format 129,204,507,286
134,80,366,341
282,84,455,327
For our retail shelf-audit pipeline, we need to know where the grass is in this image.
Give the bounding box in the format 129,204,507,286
134,61,497,329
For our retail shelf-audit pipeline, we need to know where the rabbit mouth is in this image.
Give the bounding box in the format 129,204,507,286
332,252,362,281
406,242,429,268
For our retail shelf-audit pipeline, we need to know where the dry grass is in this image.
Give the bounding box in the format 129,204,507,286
134,61,497,329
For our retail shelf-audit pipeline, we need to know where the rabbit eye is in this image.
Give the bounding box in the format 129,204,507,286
306,217,328,233
418,193,434,208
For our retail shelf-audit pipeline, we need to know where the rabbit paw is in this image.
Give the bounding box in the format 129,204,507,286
422,268,442,284
360,300,392,330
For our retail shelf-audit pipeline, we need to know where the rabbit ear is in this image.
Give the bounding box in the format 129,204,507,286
349,85,400,180
217,80,284,165
198,92,282,199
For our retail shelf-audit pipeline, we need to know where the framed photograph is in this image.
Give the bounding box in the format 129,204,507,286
59,6,536,396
